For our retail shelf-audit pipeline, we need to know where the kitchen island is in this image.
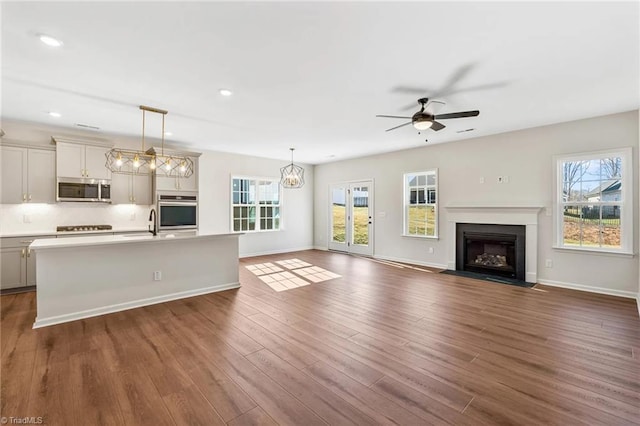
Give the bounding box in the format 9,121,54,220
30,232,241,328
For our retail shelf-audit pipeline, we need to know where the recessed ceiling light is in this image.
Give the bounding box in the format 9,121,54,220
38,34,63,47
48,111,61,118
219,89,233,97
164,132,173,136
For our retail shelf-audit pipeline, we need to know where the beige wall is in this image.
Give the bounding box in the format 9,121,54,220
314,110,639,296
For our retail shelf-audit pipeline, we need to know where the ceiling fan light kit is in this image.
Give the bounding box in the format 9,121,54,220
377,97,479,134
105,105,194,177
280,148,305,189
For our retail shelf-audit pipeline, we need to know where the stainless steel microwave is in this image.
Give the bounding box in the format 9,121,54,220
158,192,198,230
57,178,111,203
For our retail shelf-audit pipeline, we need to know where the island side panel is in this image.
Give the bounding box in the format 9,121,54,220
34,235,240,327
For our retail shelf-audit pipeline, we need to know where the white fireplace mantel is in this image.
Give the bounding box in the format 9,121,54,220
445,204,544,283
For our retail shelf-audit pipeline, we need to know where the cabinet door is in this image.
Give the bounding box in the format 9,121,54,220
0,248,26,289
84,146,111,180
132,174,152,205
155,175,177,191
26,248,37,286
110,172,132,204
27,149,56,203
56,142,85,178
0,146,27,204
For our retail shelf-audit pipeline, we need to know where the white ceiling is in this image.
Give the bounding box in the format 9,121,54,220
2,2,638,164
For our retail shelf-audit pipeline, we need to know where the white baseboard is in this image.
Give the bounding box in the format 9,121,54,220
313,245,328,251
33,282,240,328
537,278,638,299
373,254,448,270
240,246,315,258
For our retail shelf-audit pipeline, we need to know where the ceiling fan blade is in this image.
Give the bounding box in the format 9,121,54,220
385,121,413,132
376,115,412,119
425,100,445,115
392,86,434,95
435,110,480,120
430,121,446,131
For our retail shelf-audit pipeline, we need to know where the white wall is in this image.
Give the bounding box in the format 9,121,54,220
0,120,315,257
198,150,314,257
314,110,639,296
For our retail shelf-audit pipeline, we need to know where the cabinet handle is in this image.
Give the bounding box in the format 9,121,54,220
22,194,27,202
27,249,31,257
28,194,32,201
86,170,89,177
21,249,25,258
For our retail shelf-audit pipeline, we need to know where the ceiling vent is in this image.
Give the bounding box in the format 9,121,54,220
456,128,475,133
74,123,100,131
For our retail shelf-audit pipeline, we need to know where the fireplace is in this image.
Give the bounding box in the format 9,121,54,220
456,223,526,281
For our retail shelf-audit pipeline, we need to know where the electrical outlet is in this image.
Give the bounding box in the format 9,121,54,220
503,175,510,183
545,259,553,268
479,177,485,184
428,247,434,254
153,271,162,281
497,176,504,183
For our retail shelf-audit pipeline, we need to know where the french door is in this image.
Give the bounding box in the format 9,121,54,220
328,180,374,256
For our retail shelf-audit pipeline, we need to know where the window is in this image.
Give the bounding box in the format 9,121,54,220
554,148,632,253
404,170,438,238
231,177,280,232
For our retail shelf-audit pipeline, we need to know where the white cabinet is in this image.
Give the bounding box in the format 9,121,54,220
155,156,198,191
111,173,152,205
56,141,111,180
1,146,56,204
0,237,46,290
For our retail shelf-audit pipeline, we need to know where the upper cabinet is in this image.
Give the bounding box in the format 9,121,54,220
147,147,200,196
111,173,152,205
55,140,111,180
1,145,56,204
155,159,198,192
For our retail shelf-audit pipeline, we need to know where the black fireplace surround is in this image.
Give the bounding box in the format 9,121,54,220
456,223,526,282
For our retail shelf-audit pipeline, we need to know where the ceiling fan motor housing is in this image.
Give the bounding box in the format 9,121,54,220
412,111,433,130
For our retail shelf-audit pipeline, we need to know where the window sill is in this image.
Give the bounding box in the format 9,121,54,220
402,234,439,240
552,245,636,258
232,229,282,234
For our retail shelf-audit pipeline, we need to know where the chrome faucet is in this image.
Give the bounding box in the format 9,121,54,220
148,208,157,236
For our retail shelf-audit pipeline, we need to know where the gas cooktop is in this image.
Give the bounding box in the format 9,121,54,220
56,225,113,232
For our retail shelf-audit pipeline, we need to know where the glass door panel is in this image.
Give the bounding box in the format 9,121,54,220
328,181,373,256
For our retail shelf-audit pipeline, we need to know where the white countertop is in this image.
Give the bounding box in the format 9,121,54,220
1,227,148,239
30,232,239,250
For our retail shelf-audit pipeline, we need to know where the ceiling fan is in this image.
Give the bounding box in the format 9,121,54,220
376,98,479,133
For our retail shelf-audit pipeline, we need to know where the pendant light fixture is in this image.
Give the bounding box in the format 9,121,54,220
280,148,305,189
105,105,194,177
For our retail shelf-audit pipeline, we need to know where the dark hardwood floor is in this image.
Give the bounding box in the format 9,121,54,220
1,249,639,425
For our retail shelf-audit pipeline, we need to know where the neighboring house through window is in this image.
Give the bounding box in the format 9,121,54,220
403,170,438,238
231,177,280,232
554,148,632,254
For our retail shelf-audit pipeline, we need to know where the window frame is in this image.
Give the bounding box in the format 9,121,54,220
230,175,282,233
553,147,633,255
402,169,439,239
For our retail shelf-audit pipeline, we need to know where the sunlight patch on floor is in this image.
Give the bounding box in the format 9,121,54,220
246,259,341,291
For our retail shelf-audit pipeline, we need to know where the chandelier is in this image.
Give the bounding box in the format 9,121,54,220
105,105,194,177
280,148,305,189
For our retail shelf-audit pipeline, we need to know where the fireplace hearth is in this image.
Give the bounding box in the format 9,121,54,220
456,223,526,281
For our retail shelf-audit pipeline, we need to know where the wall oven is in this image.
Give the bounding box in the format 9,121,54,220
57,178,111,202
157,192,198,231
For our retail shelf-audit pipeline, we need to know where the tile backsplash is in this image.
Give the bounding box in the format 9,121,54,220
0,203,153,235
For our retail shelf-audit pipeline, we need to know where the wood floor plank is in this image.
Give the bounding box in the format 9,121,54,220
2,249,638,425
246,348,377,425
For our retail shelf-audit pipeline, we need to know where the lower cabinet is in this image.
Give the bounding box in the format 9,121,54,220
0,237,42,290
